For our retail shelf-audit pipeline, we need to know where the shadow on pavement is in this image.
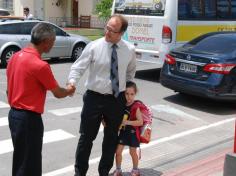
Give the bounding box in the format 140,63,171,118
109,168,163,176
135,69,161,83
164,93,236,116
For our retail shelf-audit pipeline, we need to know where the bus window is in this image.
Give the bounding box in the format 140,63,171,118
191,0,203,18
217,0,230,19
178,0,236,20
232,1,236,18
114,0,166,16
205,0,216,19
178,0,191,19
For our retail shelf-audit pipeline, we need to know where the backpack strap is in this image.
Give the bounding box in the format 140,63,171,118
130,100,146,121
129,101,145,143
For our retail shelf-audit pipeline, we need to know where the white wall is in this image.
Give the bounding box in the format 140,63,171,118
79,0,94,16
14,0,34,16
45,0,65,19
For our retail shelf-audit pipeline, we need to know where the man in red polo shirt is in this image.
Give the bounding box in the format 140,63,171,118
6,23,75,176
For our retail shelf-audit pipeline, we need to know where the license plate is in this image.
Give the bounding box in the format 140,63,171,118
179,63,197,73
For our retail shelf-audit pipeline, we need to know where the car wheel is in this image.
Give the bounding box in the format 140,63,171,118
1,47,20,67
71,43,86,61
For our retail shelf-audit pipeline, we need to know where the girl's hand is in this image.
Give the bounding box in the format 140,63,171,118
122,119,130,125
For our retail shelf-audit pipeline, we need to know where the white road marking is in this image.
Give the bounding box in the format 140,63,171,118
47,106,104,131
0,101,9,108
151,104,201,121
0,117,8,127
0,129,75,155
42,118,235,176
48,107,82,116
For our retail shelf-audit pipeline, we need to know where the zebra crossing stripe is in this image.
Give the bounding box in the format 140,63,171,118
0,101,9,108
48,107,82,116
0,129,75,155
0,117,8,127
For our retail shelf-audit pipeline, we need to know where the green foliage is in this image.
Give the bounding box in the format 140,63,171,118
95,0,113,21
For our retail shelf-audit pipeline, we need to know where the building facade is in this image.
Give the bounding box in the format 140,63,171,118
0,0,105,28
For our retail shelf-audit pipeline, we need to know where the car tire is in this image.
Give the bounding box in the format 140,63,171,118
71,43,86,61
1,47,20,67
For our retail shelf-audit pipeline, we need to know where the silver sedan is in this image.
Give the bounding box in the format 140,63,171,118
0,20,90,67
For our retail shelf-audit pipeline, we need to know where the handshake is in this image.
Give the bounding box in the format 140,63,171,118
66,82,76,97
51,82,76,98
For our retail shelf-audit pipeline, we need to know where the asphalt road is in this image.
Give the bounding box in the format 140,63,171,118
0,59,235,176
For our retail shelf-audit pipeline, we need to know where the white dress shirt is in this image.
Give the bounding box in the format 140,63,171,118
68,37,136,94
24,14,34,20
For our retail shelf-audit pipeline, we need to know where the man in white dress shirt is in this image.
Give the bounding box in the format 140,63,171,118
68,14,136,176
23,7,34,20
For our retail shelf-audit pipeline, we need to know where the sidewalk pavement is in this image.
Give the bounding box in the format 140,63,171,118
49,119,234,176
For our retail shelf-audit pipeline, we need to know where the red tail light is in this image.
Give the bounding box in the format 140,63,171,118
162,25,172,43
165,54,176,65
203,63,236,74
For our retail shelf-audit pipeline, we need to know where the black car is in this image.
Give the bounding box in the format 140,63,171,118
160,31,236,101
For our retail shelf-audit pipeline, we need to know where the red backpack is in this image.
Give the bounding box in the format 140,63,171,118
130,100,153,143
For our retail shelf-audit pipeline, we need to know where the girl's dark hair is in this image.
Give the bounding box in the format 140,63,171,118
126,81,138,93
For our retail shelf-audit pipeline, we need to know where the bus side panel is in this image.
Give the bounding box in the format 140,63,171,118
123,15,163,53
176,21,236,46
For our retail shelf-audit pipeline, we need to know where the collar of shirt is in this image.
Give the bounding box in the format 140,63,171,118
107,40,123,49
22,47,41,59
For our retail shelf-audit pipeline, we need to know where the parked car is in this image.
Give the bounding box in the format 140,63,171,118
0,8,10,16
0,20,90,67
160,31,236,101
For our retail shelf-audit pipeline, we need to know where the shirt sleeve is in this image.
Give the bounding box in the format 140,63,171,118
68,42,93,85
37,64,58,90
126,47,136,81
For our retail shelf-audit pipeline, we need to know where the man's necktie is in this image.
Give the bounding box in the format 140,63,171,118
110,44,119,97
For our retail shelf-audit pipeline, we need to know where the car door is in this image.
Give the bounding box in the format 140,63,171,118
43,24,71,58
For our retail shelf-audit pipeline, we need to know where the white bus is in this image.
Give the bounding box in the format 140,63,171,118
112,0,236,69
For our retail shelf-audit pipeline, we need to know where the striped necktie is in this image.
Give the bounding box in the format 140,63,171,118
110,44,119,97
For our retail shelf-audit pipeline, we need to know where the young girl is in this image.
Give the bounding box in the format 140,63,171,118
113,81,143,176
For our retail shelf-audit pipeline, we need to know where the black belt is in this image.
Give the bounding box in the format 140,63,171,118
87,90,114,97
11,107,41,115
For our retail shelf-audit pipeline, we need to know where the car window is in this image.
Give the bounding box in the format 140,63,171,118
192,34,236,53
0,23,20,34
20,22,38,35
0,22,39,35
50,24,67,36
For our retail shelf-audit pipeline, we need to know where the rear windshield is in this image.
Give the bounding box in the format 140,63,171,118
114,0,166,16
189,34,236,53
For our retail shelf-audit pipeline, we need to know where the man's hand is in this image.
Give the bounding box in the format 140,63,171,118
51,83,76,98
66,83,76,97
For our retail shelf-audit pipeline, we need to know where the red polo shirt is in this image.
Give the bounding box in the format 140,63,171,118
7,47,59,114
